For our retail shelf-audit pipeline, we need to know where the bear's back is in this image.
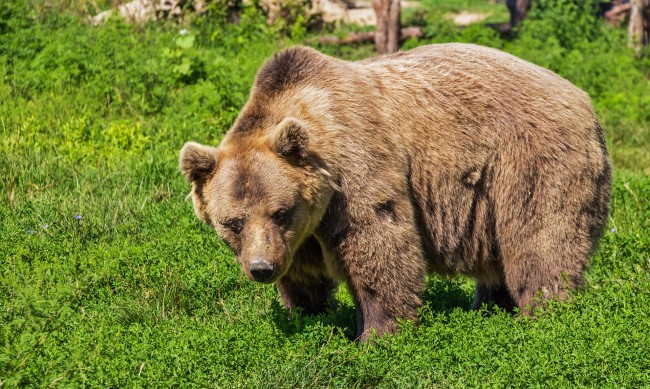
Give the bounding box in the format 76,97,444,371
355,43,595,141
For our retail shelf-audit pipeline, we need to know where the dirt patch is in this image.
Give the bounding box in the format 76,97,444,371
445,11,491,26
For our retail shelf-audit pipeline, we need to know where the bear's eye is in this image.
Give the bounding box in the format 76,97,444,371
272,208,291,225
223,218,244,234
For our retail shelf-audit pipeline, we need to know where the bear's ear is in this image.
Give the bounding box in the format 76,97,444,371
269,118,309,163
179,142,219,183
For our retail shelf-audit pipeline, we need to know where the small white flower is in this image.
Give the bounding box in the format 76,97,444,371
179,29,188,36
610,228,617,233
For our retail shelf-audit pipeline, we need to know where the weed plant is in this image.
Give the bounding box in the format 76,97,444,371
1,0,649,386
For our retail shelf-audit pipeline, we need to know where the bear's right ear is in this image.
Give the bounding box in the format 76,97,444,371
179,142,219,183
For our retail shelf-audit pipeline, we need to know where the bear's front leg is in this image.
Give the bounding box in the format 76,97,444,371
346,275,423,341
339,221,427,341
275,236,338,315
276,274,337,315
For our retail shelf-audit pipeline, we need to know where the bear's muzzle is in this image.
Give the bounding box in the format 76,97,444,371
249,259,276,283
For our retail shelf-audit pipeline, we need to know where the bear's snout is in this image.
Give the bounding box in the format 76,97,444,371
249,259,276,283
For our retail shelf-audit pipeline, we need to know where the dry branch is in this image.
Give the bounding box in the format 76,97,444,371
90,0,206,25
604,2,632,27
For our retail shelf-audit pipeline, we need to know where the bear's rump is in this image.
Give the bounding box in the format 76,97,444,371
406,122,609,283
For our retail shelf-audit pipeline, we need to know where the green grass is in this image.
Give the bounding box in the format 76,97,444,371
1,0,650,386
419,0,510,24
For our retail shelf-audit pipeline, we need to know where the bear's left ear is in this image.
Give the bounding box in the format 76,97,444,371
269,118,309,163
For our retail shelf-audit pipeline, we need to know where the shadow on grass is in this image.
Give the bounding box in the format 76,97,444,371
421,277,475,313
269,299,358,340
270,277,477,340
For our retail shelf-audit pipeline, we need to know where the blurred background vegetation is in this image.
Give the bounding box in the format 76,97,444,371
2,0,649,173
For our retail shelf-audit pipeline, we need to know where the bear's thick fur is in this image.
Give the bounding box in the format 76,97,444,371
180,44,611,341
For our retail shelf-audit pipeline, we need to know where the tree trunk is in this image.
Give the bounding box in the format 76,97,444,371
628,0,650,55
507,0,532,28
373,0,401,54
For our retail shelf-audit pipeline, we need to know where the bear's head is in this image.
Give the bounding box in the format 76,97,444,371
179,118,337,284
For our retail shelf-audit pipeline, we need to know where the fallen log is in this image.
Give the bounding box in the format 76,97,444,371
317,26,422,45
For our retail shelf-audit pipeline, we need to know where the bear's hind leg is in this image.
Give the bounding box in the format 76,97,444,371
501,250,582,313
492,149,605,313
472,283,516,312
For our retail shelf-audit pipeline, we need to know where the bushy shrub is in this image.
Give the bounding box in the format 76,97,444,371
518,0,605,50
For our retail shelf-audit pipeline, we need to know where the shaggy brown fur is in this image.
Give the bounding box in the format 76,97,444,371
179,44,611,341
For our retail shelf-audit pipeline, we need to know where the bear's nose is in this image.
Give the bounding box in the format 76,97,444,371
250,260,275,282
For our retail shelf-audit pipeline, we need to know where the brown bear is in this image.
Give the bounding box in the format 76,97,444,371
179,43,611,341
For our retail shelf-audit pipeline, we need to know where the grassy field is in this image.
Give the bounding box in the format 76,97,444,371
1,0,650,386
